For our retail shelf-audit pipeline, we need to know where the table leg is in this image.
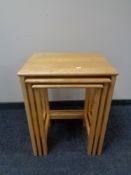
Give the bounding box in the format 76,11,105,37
44,89,51,128
19,77,37,155
34,88,48,155
27,84,42,155
92,84,108,155
39,88,50,136
97,76,116,155
84,88,91,135
87,88,101,155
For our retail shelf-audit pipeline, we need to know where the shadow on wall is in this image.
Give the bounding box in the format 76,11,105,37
48,88,84,101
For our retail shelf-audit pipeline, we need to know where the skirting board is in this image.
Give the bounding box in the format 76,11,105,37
0,100,131,110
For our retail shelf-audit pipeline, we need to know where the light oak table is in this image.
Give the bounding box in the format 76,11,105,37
17,53,118,156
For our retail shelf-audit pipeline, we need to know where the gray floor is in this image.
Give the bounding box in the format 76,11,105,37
0,105,131,175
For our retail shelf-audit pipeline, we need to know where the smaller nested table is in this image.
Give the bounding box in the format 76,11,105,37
17,53,118,156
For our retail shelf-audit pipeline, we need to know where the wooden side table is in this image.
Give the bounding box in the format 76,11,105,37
17,53,118,156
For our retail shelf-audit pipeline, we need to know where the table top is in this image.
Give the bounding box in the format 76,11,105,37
17,53,118,76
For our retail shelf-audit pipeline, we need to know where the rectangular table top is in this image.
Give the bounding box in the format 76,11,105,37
17,53,118,76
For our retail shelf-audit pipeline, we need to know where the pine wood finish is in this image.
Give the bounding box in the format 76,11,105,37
18,53,118,156
18,53,117,76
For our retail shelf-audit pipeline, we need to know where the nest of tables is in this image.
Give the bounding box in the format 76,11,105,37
18,53,118,156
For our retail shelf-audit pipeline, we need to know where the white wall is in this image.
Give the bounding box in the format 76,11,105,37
0,0,131,102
